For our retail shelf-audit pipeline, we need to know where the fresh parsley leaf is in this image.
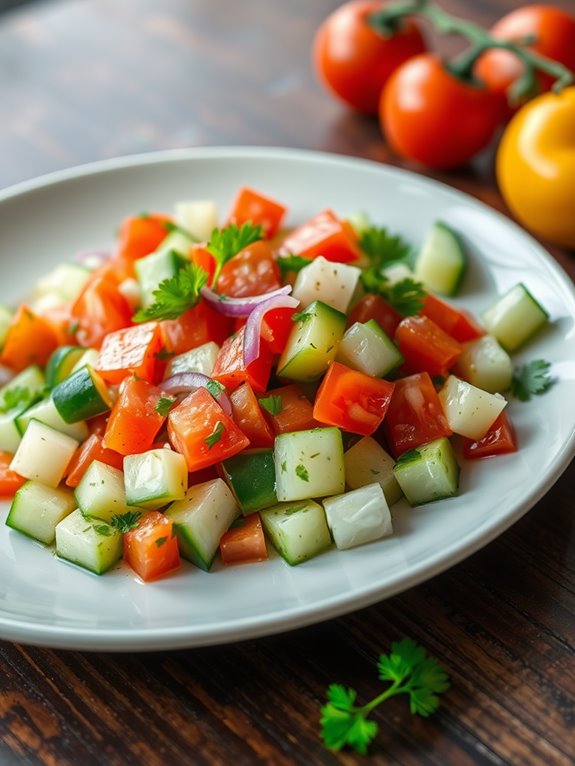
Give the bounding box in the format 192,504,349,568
361,271,425,316
359,225,413,267
111,511,142,534
206,379,225,400
276,253,313,279
155,396,176,417
93,524,113,537
510,359,554,402
205,421,225,449
320,638,449,755
207,222,263,284
133,261,208,322
0,386,32,413
295,463,309,482
259,394,283,416
155,536,168,547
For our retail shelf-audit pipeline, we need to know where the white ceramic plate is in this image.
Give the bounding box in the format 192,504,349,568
0,147,573,651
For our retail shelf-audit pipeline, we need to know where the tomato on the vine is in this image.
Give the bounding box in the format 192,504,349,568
313,0,426,115
380,53,503,169
475,5,575,116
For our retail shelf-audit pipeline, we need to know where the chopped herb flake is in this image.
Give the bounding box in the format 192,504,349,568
259,394,283,416
205,421,225,449
295,463,309,482
156,396,176,417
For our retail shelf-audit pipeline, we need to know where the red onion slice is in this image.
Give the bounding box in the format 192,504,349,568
200,284,293,317
73,249,112,269
243,295,300,366
161,372,232,416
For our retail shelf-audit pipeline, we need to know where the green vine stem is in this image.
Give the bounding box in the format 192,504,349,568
369,0,574,101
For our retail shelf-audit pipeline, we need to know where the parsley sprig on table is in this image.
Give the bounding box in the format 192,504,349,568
320,638,449,755
133,261,208,322
511,359,554,401
206,222,263,285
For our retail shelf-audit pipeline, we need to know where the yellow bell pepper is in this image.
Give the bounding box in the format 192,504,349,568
496,86,575,249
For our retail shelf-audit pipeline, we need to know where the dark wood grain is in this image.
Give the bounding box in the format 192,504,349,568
0,1,574,763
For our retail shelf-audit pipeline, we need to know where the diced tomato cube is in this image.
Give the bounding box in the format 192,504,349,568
230,383,275,448
462,412,518,459
227,187,287,239
420,293,484,343
212,326,273,393
103,376,167,456
261,383,319,435
219,513,268,565
0,451,26,497
71,275,134,349
216,241,281,298
160,301,233,356
395,315,463,378
65,434,124,488
277,209,361,263
124,511,180,581
95,321,163,385
346,294,402,337
0,305,59,372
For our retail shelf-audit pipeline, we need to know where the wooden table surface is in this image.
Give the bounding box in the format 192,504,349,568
0,1,573,763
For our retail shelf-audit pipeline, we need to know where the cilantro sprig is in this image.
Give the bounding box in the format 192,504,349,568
320,638,449,755
276,253,313,279
155,396,176,417
111,511,143,534
511,359,554,401
206,222,263,285
358,224,414,266
259,394,283,416
133,261,208,323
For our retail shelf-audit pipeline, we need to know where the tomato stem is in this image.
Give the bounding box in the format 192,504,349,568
369,0,574,99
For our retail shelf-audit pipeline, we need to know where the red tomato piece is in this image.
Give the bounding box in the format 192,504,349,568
216,241,282,298
167,387,250,472
462,412,518,459
346,294,402,337
124,511,180,581
38,303,78,347
114,213,172,278
95,321,163,385
260,307,297,355
313,362,395,437
103,376,167,456
261,383,319,435
0,452,26,497
382,371,452,457
160,301,233,356
65,434,124,488
212,326,273,393
277,209,362,263
219,513,268,565
395,315,463,378
229,383,275,449
420,293,485,343
71,275,134,349
227,187,287,239
0,306,59,372
190,244,216,285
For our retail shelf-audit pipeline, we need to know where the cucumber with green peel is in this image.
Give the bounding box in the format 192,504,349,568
481,283,549,352
165,478,240,571
45,346,86,388
393,438,460,506
165,342,220,379
135,247,189,309
456,335,513,394
438,374,507,440
75,460,136,523
277,301,346,382
322,483,393,550
343,436,403,506
220,449,277,515
414,221,466,296
0,304,13,349
260,499,332,565
123,449,188,509
55,509,123,575
291,256,361,314
6,481,76,545
51,365,112,424
274,426,345,502
336,320,403,378
0,365,46,411
0,409,26,452
15,397,89,442
10,419,79,488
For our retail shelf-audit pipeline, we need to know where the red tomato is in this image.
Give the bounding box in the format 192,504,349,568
71,275,134,349
346,293,402,337
313,361,395,437
260,307,297,355
65,434,124,488
227,187,287,239
313,0,426,114
382,371,452,457
380,53,503,169
277,210,362,263
0,306,59,372
124,511,180,581
212,326,273,393
395,315,463,378
229,382,275,449
419,294,484,343
160,301,233,355
167,387,250,472
216,241,282,298
95,321,163,385
219,513,268,566
475,5,575,116
0,452,25,497
462,412,518,459
103,376,166,456
261,383,319,435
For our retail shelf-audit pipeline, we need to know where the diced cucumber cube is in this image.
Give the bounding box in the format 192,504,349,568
393,438,460,506
165,478,239,571
414,221,466,296
322,483,393,550
438,375,507,440
45,345,86,388
0,365,45,411
52,365,112,424
292,256,361,314
123,449,188,509
6,481,76,544
75,460,135,522
15,397,89,442
456,335,513,394
10,420,79,488
344,436,403,505
33,263,91,303
481,283,549,352
0,409,24,453
277,301,346,382
260,499,332,565
135,232,191,308
220,449,277,514
174,199,218,242
274,427,345,502
165,342,220,379
70,349,100,375
336,320,403,378
55,509,123,575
